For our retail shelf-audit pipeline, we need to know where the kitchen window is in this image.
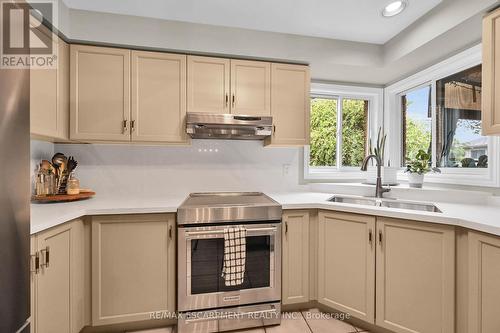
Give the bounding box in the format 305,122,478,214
304,83,384,180
386,45,500,187
401,85,432,164
436,65,487,168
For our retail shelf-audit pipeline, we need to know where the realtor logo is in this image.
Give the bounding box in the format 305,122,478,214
1,0,58,68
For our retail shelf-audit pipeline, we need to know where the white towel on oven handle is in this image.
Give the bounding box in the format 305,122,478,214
221,226,246,286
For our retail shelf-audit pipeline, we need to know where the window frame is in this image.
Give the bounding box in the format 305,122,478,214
385,44,500,187
304,83,384,181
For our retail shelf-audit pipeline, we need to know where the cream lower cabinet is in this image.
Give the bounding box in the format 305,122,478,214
376,217,455,333
30,33,69,140
482,8,500,135
91,214,176,326
282,210,310,305
131,51,188,143
265,63,310,146
468,231,500,333
317,211,375,323
31,219,84,333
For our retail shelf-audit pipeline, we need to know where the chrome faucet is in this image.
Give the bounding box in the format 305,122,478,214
361,154,391,198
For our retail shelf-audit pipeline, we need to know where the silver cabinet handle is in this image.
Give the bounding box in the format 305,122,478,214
379,231,383,245
225,93,229,107
369,229,373,244
131,120,135,132
285,221,288,235
40,246,49,268
186,227,277,237
232,94,235,107
169,225,173,239
31,253,40,274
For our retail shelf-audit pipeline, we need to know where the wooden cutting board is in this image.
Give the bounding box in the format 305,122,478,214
32,191,95,203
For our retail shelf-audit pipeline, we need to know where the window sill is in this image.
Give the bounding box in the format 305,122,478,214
397,168,499,187
304,167,498,187
304,168,366,181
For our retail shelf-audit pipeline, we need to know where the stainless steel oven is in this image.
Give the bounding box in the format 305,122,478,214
178,222,281,311
177,192,282,333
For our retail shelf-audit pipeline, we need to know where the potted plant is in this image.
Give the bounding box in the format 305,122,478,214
366,127,398,185
405,150,440,188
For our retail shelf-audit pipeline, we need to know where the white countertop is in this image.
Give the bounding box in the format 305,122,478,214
31,191,500,237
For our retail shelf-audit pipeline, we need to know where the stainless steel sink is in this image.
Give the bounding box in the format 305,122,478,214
327,195,442,213
328,196,379,206
380,200,441,213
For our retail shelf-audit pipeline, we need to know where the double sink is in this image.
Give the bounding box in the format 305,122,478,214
327,195,442,213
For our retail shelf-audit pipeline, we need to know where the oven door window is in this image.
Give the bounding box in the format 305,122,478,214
190,235,271,294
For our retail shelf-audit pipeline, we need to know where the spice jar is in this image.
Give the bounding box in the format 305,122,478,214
66,172,80,195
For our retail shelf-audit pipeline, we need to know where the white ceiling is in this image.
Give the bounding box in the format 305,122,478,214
61,0,443,44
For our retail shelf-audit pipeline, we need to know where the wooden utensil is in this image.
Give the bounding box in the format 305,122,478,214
67,156,78,174
52,153,68,193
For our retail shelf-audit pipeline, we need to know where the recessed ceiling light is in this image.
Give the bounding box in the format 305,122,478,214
382,0,407,17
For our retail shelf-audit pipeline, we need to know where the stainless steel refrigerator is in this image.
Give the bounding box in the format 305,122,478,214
0,42,31,333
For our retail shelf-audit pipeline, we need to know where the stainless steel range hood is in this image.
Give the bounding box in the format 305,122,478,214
186,113,273,140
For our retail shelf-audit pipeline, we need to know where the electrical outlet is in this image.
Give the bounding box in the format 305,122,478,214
282,164,290,176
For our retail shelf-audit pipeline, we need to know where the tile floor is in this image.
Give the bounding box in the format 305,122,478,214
128,309,370,333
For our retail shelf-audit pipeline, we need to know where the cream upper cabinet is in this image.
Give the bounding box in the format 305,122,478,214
230,60,271,116
91,214,176,326
318,211,375,323
376,218,455,333
468,231,500,333
131,51,188,143
31,219,84,333
70,45,131,141
282,210,310,305
30,34,69,140
265,63,310,146
187,56,272,117
187,56,230,114
482,8,500,136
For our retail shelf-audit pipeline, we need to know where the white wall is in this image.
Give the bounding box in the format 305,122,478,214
42,140,306,197
53,1,497,85
66,9,384,85
384,0,498,63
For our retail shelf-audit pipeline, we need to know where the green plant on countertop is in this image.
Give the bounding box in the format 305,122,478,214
368,127,387,165
405,150,441,175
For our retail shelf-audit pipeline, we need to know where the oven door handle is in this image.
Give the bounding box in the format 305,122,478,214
185,227,277,237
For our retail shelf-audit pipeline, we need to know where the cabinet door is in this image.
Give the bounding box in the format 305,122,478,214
282,210,309,305
265,63,310,146
376,218,455,333
92,214,176,326
230,60,271,116
468,231,500,333
187,56,230,114
34,220,84,333
318,211,375,323
131,51,188,143
482,8,500,136
70,45,131,141
30,34,69,140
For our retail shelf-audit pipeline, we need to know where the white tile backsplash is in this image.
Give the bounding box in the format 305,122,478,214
49,140,306,196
